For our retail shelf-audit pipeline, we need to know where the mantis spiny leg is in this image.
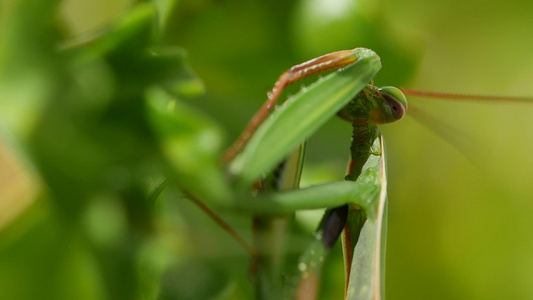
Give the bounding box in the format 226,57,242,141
222,49,361,162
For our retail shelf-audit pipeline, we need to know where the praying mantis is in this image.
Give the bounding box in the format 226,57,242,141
150,48,392,299
151,47,531,299
225,48,399,299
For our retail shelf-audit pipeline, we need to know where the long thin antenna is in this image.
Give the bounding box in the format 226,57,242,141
179,187,256,257
407,104,486,169
400,89,533,104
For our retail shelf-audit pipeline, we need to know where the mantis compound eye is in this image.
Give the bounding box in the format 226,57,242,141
379,86,408,121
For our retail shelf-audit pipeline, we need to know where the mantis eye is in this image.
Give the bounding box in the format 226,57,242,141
379,86,408,121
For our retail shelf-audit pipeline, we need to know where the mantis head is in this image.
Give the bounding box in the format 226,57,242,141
370,86,408,124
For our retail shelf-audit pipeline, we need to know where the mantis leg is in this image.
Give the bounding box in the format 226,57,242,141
228,49,381,186
223,49,363,162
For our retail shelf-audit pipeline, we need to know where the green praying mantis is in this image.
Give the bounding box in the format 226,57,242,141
159,47,531,300
226,48,399,299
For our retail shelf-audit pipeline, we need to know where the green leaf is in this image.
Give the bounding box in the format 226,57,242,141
61,3,156,63
145,87,232,206
345,136,388,300
152,0,179,36
0,0,61,141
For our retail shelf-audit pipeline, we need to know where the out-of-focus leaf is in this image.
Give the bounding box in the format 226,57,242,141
62,3,156,64
148,47,205,97
0,198,107,300
63,4,204,99
0,0,61,141
0,1,210,299
153,0,179,36
145,87,232,206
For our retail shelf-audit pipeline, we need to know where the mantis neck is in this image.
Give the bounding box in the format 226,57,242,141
343,86,381,181
346,120,379,181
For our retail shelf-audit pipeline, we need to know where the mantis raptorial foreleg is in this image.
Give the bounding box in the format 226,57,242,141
222,49,364,162
228,48,388,186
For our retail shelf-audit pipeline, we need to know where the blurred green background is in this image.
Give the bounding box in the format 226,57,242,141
1,0,533,299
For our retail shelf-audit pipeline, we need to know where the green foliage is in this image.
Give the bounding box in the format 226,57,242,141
0,1,220,299
0,0,389,298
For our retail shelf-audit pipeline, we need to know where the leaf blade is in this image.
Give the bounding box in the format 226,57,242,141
345,136,388,300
